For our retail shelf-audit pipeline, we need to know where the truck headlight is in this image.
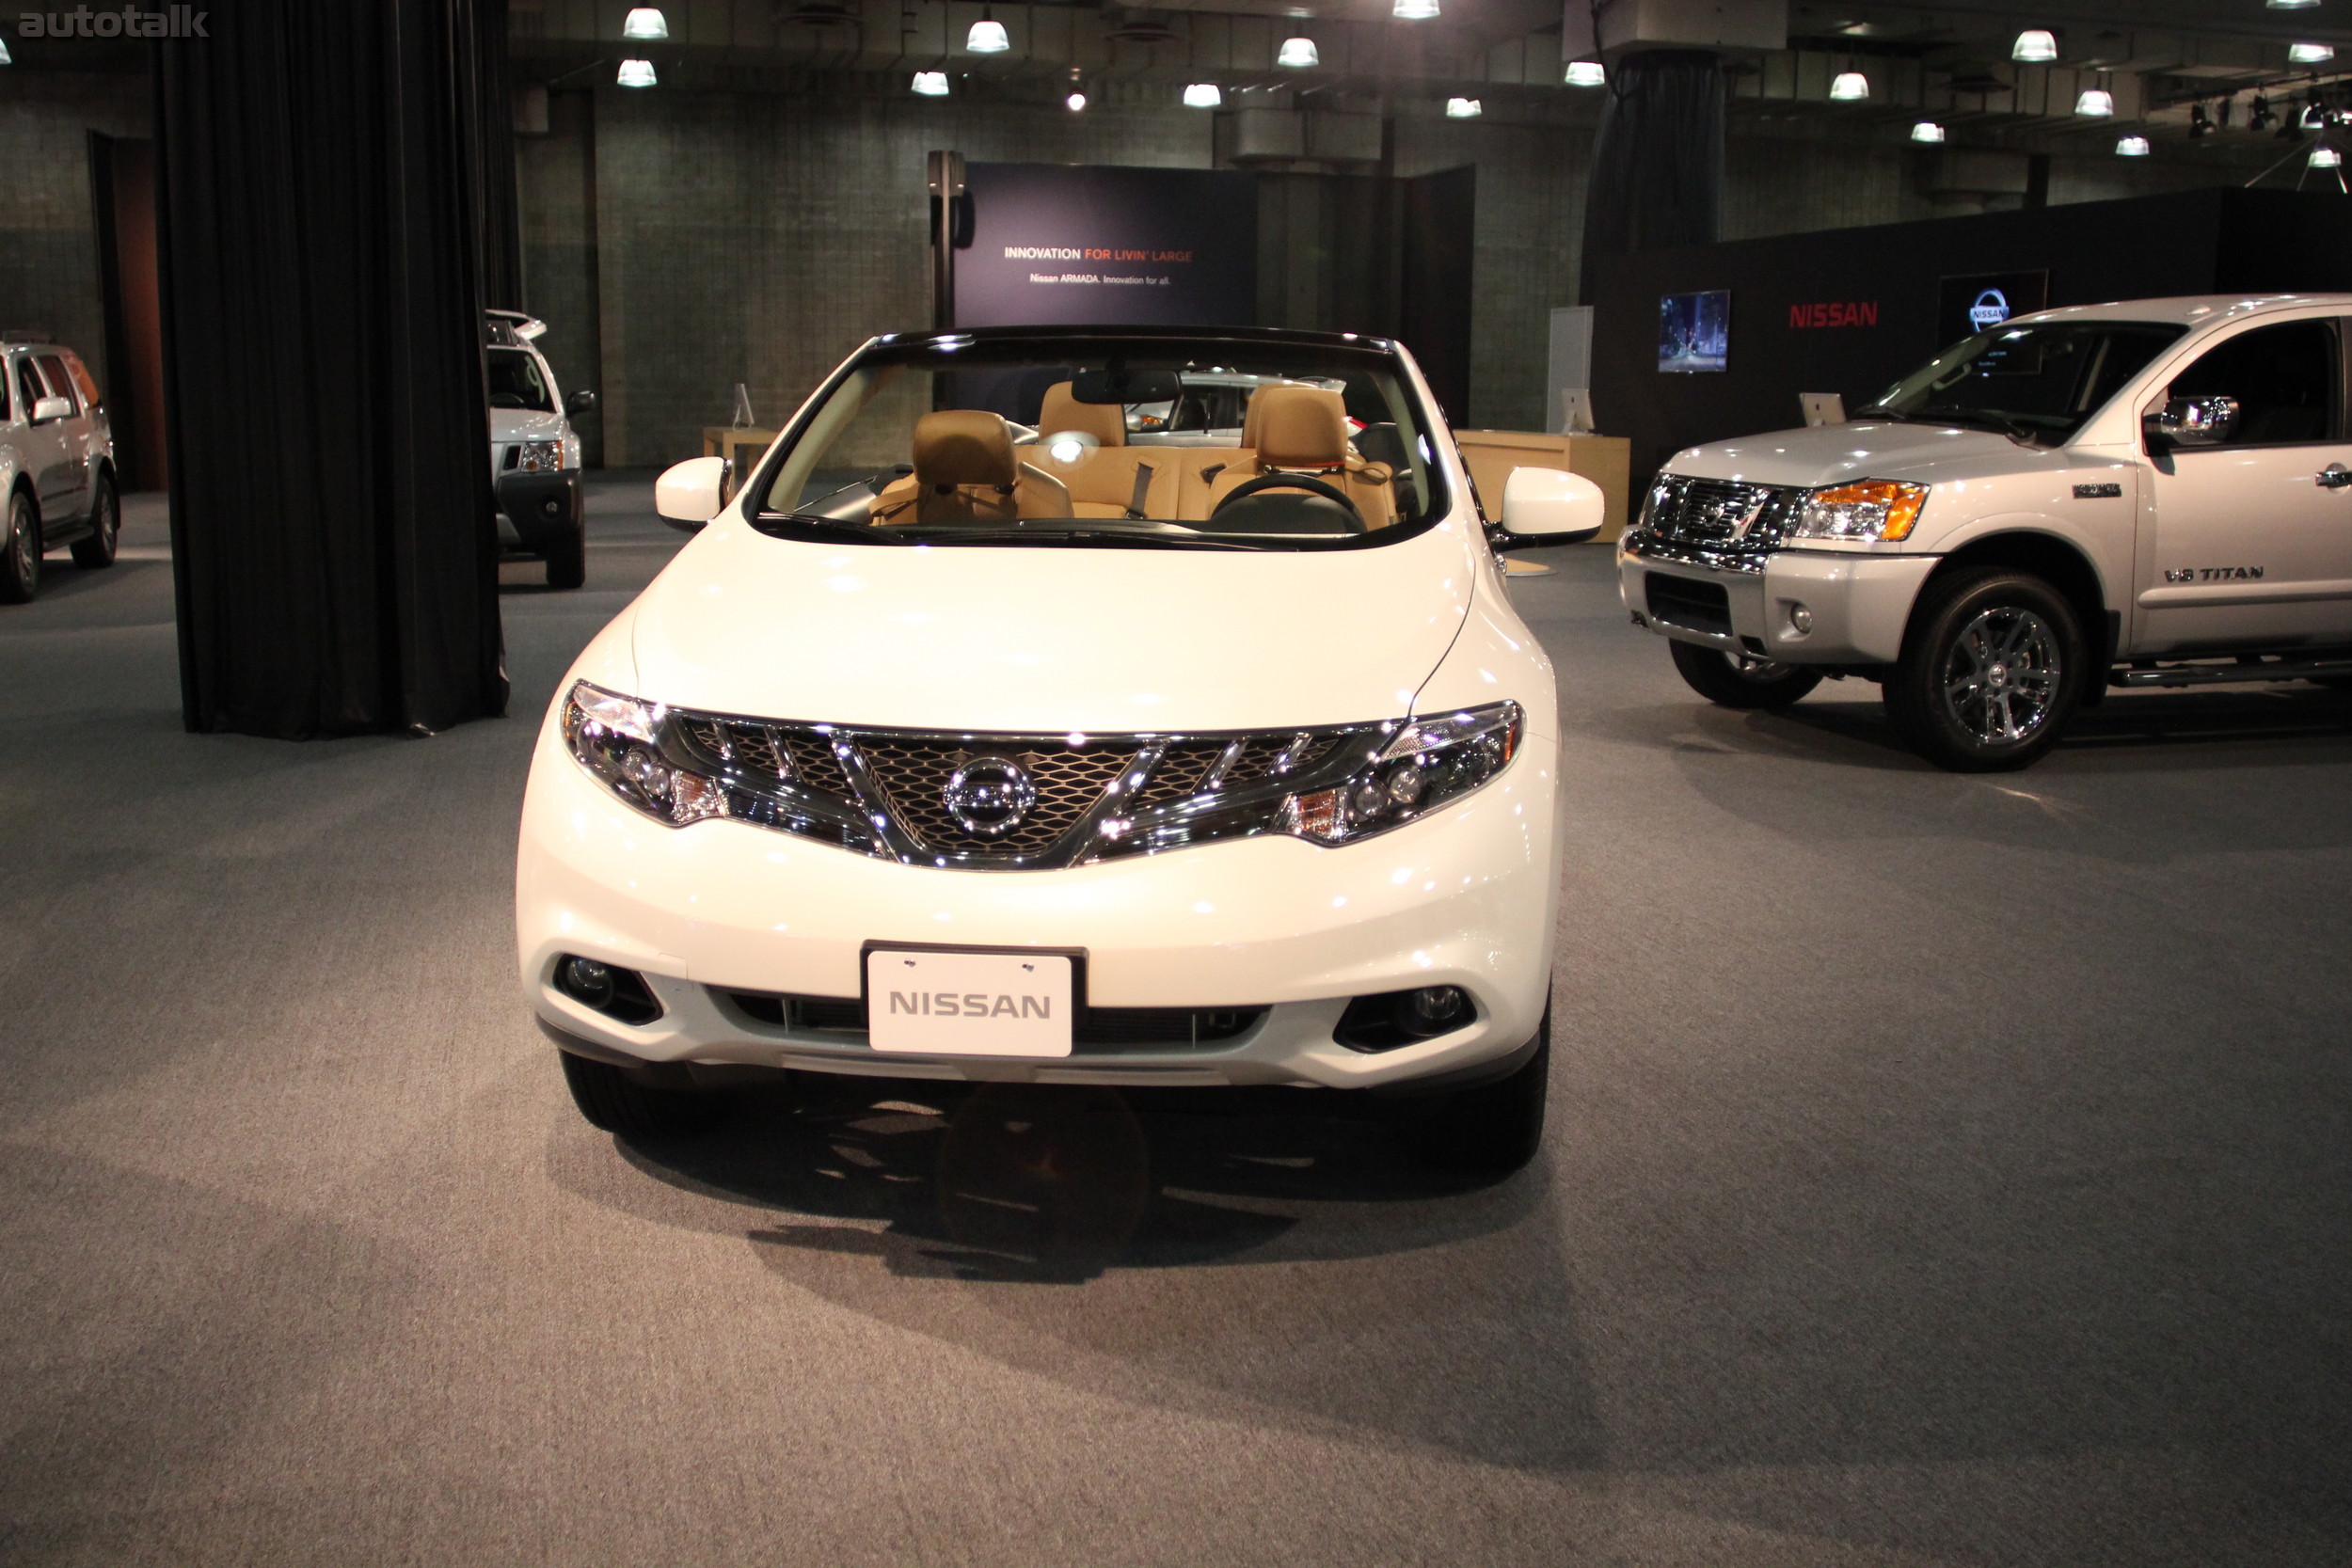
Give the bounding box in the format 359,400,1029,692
562,681,726,826
1789,480,1927,541
1283,702,1521,846
516,439,564,473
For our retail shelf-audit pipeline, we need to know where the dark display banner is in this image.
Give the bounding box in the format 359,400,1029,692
957,163,1258,329
1936,269,2048,350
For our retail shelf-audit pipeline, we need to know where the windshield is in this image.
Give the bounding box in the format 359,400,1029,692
752,335,1443,551
487,347,554,412
1862,320,2185,444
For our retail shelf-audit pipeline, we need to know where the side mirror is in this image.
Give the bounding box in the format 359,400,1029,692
30,395,72,423
655,455,726,530
1491,466,1604,549
565,388,598,416
2144,394,2237,449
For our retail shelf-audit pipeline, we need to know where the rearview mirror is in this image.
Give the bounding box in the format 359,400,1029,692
1492,466,1604,549
655,455,727,530
1071,368,1183,405
2144,394,2237,449
565,388,598,416
30,395,72,423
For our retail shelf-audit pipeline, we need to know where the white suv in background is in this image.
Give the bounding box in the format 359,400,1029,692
1,336,119,604
1621,294,2352,769
486,310,596,589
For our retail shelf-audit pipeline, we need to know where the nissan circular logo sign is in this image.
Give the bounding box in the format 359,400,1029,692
1968,289,2011,330
942,755,1038,837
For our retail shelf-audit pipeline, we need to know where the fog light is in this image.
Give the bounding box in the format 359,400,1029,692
1333,984,1476,1051
558,956,616,1009
543,498,562,515
1408,985,1469,1031
1788,603,1814,634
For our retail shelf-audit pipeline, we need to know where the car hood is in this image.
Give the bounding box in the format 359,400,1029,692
490,408,565,443
1667,419,2061,488
626,516,1482,733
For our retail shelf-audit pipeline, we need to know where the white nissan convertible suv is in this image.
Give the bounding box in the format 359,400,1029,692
515,326,1601,1172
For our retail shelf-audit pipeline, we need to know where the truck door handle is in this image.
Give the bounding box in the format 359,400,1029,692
2319,463,2352,488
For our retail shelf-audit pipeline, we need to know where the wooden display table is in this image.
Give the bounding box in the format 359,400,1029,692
1453,430,1632,543
701,426,780,503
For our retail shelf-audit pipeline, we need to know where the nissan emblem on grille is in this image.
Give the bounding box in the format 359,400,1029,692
941,755,1038,837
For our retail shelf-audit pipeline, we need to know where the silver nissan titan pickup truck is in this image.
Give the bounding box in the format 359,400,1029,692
1620,294,2352,770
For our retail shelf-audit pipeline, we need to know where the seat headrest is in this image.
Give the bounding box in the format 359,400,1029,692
1038,382,1125,448
1248,385,1349,469
914,410,1017,489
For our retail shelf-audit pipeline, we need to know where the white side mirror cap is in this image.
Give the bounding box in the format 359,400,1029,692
655,455,727,528
1496,466,1603,547
31,395,72,423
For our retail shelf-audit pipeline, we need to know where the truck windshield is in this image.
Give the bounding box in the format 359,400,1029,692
486,347,555,412
1861,321,2184,444
750,335,1444,552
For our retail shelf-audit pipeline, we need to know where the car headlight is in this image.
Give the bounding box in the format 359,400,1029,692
516,439,563,473
562,681,728,826
1279,702,1522,846
1788,480,1927,541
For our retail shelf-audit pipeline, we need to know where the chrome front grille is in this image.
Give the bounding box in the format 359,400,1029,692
1639,475,1797,551
662,713,1367,870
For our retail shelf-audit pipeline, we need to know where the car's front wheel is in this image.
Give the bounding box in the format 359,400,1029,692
71,472,119,569
1409,1000,1550,1175
0,489,40,604
1885,567,2085,771
1669,639,1823,709
558,1050,725,1137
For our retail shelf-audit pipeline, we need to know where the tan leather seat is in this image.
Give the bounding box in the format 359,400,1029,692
872,410,1073,524
1176,385,1398,528
1032,381,1177,519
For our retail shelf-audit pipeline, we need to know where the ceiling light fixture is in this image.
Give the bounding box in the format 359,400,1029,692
1830,71,1869,101
2290,42,2336,64
966,9,1009,52
912,71,949,96
1183,82,1223,107
1067,90,1087,111
616,58,657,87
2116,135,2151,156
2012,29,2058,63
2269,0,2321,8
1393,0,1440,19
1446,97,1483,118
621,7,669,40
1278,36,1318,67
1565,60,1606,87
2074,87,2114,116
1911,120,1946,142
2312,145,2344,167
0,35,13,64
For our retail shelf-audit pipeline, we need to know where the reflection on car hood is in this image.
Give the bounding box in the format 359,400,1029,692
628,517,1481,733
490,409,565,444
1666,420,2064,488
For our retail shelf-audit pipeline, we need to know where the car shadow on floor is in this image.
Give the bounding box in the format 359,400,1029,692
610,1075,1536,1284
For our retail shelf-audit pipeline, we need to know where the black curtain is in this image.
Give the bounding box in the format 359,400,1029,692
156,0,507,738
1580,50,1725,305
472,0,524,309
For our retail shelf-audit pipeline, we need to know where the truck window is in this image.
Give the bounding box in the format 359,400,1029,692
34,355,80,415
18,359,47,421
2168,320,2337,446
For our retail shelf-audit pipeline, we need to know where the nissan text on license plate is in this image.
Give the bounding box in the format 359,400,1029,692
865,948,1074,1057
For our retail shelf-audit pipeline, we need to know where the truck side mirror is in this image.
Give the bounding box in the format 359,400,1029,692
565,388,598,416
30,395,72,423
1490,466,1604,550
2144,394,2237,449
655,455,726,530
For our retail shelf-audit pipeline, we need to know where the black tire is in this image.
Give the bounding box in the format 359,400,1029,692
1410,1001,1550,1175
0,488,39,604
1885,567,2086,772
70,472,119,569
544,528,585,590
1668,638,1823,709
557,1050,724,1137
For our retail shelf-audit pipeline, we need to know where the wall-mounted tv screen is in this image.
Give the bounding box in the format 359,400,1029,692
1659,290,1730,373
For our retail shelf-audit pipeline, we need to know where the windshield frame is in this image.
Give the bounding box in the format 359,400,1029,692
736,328,1455,554
1859,318,2188,447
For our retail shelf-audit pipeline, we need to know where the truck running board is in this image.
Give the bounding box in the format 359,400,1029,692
2113,657,2352,689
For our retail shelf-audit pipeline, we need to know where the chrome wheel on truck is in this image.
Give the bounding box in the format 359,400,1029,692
1941,605,2061,745
1887,568,2085,772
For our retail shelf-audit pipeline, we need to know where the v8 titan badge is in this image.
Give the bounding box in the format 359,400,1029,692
866,948,1074,1057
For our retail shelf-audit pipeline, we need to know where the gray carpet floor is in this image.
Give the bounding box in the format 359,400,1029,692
3,481,2348,1566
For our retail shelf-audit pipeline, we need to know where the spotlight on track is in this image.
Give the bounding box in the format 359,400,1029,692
616,58,657,87
1278,36,1318,67
2012,29,2058,63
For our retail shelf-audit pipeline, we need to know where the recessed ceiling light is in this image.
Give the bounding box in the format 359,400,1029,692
1445,97,1482,118
1830,71,1869,101
2012,29,2058,63
1278,36,1318,67
912,71,949,96
1565,60,1606,87
621,7,668,40
2116,135,2151,156
616,58,657,87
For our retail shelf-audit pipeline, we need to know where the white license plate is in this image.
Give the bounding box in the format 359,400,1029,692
865,948,1074,1057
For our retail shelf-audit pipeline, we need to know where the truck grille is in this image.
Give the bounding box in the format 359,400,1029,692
861,739,1132,857
1639,476,1796,550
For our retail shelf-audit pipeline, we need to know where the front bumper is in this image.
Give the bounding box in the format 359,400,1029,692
515,711,1560,1091
497,470,582,552
1617,537,1939,665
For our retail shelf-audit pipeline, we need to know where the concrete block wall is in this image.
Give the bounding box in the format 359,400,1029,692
0,72,149,394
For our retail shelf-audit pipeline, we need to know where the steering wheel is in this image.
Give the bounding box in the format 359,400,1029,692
1208,470,1362,522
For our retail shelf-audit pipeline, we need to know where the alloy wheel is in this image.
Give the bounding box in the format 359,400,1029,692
1939,605,2059,745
